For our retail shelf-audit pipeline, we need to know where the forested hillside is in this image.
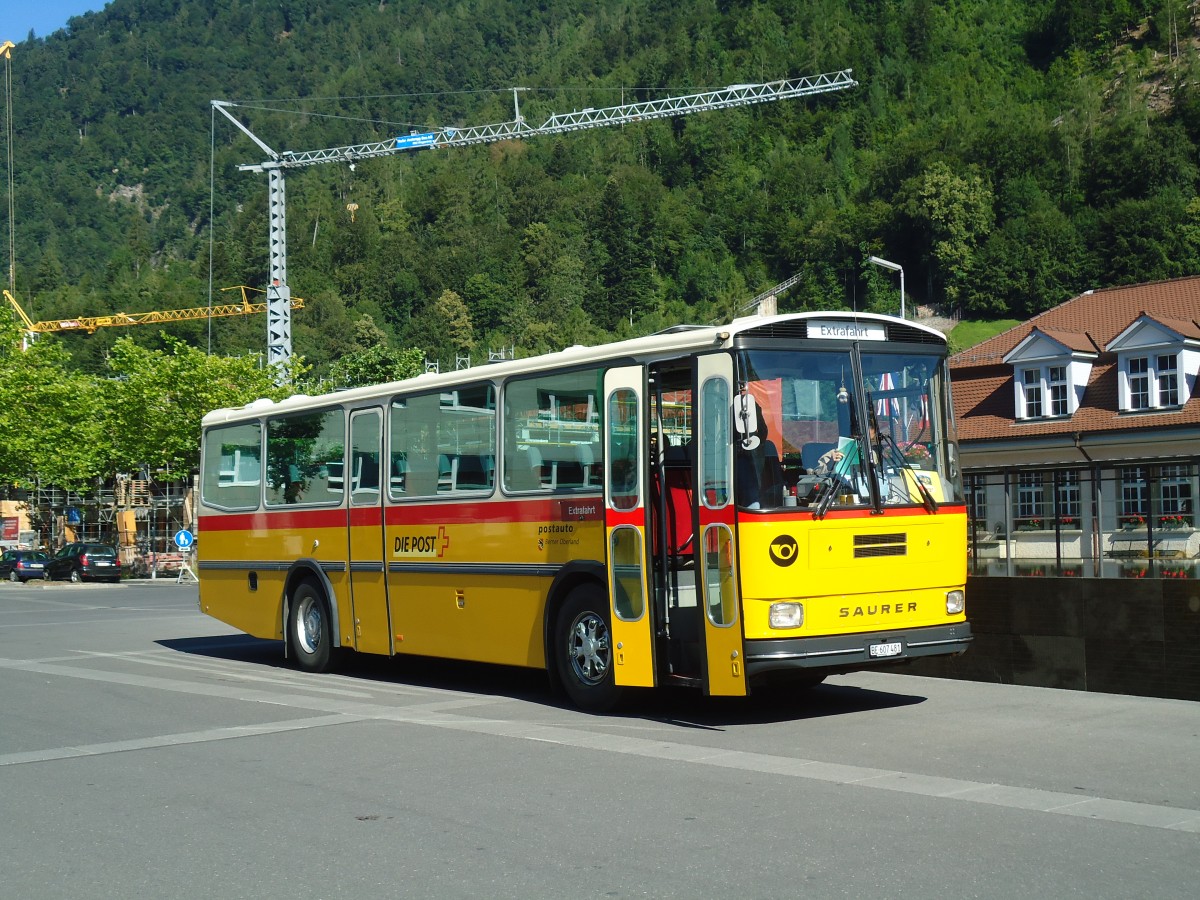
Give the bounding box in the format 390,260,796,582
5,0,1200,374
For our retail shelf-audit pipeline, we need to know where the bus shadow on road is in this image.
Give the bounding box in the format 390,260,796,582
620,680,927,728
158,635,926,725
157,634,559,704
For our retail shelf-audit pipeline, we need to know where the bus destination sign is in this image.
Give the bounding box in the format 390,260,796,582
806,319,887,342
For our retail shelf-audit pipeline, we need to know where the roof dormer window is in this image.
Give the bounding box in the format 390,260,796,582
1108,315,1197,413
1119,352,1180,411
1003,328,1095,421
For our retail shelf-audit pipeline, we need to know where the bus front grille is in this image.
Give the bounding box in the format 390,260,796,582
853,533,907,558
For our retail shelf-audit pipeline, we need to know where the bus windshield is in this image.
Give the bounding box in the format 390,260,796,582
735,347,963,511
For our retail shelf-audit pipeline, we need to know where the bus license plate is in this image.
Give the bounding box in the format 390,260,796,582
870,641,902,658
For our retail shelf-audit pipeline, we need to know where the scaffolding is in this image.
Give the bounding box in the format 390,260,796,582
18,473,195,576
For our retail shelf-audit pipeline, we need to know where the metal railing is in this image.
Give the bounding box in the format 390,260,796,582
964,459,1198,578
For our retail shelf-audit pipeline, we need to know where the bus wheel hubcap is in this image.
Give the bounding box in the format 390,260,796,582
298,598,322,654
567,611,610,685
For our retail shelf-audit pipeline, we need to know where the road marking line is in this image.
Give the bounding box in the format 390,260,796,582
0,715,362,766
2,654,1198,834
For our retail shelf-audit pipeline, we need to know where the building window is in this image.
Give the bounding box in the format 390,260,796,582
965,474,987,527
1015,364,1079,420
1121,353,1183,412
1016,471,1043,525
1127,357,1149,410
1159,464,1193,528
1055,470,1080,526
1157,354,1179,407
1119,466,1147,526
1048,366,1068,416
1021,368,1043,418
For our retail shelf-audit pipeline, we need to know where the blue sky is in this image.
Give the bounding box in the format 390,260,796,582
1,2,102,43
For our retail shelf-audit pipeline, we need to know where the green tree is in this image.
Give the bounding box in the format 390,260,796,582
0,332,111,489
901,162,995,306
105,335,296,475
328,344,425,389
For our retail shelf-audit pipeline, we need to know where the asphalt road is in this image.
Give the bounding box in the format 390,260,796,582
1,579,1197,899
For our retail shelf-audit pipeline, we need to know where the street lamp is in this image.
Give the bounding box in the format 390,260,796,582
868,255,905,320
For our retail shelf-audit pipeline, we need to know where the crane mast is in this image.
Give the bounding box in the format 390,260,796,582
214,69,857,369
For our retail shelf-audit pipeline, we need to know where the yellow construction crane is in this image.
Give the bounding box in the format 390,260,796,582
3,285,304,336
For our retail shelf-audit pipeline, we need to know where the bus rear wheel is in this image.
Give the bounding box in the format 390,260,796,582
288,581,336,673
554,584,622,712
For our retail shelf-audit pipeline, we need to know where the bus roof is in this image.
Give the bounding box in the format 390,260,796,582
201,311,946,426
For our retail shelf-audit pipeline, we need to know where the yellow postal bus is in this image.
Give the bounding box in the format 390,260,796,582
198,311,970,709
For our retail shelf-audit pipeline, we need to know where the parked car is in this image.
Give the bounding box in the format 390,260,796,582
43,543,122,583
0,549,50,583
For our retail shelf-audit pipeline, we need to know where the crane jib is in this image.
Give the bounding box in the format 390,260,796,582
232,70,858,173
215,68,858,369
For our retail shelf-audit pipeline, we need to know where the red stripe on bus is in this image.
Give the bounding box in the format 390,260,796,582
200,498,964,532
349,507,382,528
199,509,347,532
199,495,608,531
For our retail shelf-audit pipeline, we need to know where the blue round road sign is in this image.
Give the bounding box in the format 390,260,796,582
173,529,194,550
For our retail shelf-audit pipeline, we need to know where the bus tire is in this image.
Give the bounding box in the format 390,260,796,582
554,584,622,712
288,580,336,673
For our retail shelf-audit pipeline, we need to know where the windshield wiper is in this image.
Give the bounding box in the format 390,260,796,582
812,470,840,519
880,434,939,514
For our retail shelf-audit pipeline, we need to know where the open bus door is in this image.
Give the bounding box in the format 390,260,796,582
694,353,747,696
603,366,656,688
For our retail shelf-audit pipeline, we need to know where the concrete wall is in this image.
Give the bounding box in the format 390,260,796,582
906,576,1200,701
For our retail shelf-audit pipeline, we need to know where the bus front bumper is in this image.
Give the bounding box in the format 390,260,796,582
743,623,972,677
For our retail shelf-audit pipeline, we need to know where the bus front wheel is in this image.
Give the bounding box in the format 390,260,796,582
554,584,622,712
288,581,336,673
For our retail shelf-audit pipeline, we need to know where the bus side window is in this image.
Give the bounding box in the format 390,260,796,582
503,367,603,494
265,408,345,507
201,423,261,511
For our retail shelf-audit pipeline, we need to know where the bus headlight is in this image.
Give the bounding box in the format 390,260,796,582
769,602,804,629
945,590,965,615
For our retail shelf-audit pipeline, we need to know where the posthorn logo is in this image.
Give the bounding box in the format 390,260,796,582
769,535,798,567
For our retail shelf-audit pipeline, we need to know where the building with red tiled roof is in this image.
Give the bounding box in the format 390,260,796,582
949,276,1200,572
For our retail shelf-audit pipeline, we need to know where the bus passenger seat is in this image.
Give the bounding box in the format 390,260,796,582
555,458,585,488
456,454,491,490
663,443,695,560
507,448,543,491
390,456,407,494
576,442,599,486
405,458,439,497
